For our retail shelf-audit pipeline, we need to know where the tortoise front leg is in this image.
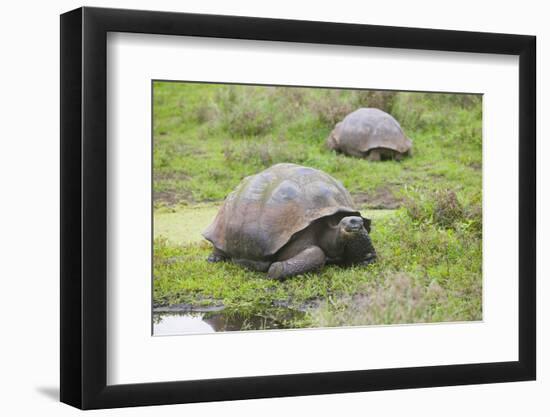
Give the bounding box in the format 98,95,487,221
267,246,326,280
360,252,377,265
368,150,381,161
234,258,271,272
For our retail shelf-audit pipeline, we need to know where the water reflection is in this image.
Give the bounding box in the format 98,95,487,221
153,313,215,335
153,307,306,335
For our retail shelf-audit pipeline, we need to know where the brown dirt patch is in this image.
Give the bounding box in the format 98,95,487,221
153,189,194,206
353,186,404,209
153,171,191,182
153,171,194,206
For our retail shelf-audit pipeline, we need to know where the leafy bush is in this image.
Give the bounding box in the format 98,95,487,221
194,101,220,124
351,90,397,113
405,189,482,236
433,189,464,228
216,86,275,137
405,189,463,228
223,106,274,137
310,90,355,126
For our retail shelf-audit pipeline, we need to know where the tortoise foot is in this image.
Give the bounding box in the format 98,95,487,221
267,262,285,280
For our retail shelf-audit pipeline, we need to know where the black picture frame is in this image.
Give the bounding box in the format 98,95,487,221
60,6,536,410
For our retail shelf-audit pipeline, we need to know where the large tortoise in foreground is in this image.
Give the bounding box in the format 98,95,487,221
203,163,376,280
327,108,413,160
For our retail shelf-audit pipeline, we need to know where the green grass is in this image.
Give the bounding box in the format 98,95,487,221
152,81,482,329
153,83,481,206
154,208,482,326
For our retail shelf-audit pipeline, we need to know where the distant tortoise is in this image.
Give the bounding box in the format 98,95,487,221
202,163,376,280
327,108,413,161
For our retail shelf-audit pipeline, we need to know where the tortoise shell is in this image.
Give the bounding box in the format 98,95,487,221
202,163,361,260
328,108,412,156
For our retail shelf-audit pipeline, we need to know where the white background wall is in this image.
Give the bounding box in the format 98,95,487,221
0,0,545,415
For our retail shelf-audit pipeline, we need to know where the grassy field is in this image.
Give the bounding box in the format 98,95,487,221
153,81,482,330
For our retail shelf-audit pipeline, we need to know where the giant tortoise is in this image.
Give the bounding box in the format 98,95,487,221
202,163,376,280
326,108,412,160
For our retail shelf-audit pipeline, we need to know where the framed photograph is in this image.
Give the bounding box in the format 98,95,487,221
60,6,536,409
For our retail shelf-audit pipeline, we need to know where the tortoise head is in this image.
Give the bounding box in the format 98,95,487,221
339,216,365,233
336,216,376,265
326,122,342,151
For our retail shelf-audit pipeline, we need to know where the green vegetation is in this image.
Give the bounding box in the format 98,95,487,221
154,203,220,245
153,81,482,330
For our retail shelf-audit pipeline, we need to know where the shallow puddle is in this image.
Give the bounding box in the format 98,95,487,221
153,307,306,335
153,313,215,335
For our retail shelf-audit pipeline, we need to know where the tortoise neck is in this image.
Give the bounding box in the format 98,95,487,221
318,223,344,259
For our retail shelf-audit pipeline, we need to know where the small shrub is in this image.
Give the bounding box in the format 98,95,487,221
433,190,464,228
215,85,238,106
194,101,220,124
432,93,481,109
216,86,275,137
351,90,397,113
310,90,355,126
462,194,482,237
405,189,465,229
225,108,273,136
274,87,308,119
390,93,429,132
